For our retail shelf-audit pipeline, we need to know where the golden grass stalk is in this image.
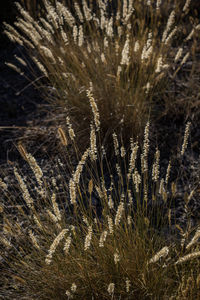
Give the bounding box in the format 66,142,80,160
175,251,200,265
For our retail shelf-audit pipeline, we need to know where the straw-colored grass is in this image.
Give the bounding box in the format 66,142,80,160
3,0,200,149
1,1,200,299
1,101,200,299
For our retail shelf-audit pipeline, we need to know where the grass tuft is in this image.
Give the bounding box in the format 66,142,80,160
1,1,200,299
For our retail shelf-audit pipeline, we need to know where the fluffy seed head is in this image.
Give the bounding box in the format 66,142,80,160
84,225,93,251
63,235,72,254
107,216,114,234
73,149,89,184
183,0,191,12
181,122,191,156
51,193,61,221
45,229,68,264
162,10,175,42
14,167,34,208
149,246,169,264
120,35,130,65
99,230,108,247
112,133,119,156
69,179,76,205
174,48,183,63
152,148,160,182
29,230,40,249
115,202,124,226
126,278,131,293
66,117,76,141
89,124,97,161
141,122,150,173
108,283,115,295
71,282,77,293
86,89,100,131
175,251,200,265
114,249,120,264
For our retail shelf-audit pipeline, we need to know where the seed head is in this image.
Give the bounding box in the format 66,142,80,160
84,225,93,251
181,122,191,156
148,246,169,264
108,283,115,295
99,230,108,247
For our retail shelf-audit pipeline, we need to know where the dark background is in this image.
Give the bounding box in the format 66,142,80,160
0,0,17,47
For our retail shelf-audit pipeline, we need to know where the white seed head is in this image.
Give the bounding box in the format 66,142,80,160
127,215,132,225
82,0,93,21
73,25,78,43
183,0,191,12
141,122,150,173
51,193,61,221
66,116,75,141
174,48,183,62
115,202,124,226
132,169,141,193
40,46,56,63
186,227,200,250
175,251,200,265
149,246,169,264
108,283,115,295
69,179,76,205
107,215,114,234
78,25,84,47
165,160,171,185
152,148,160,182
120,35,130,65
156,0,162,10
128,141,139,178
164,26,177,44
84,225,93,251
89,124,97,161
180,52,190,66
86,89,100,131
74,2,84,22
45,229,68,264
162,10,175,42
134,40,140,52
99,230,108,247
64,235,72,254
14,167,34,208
108,195,114,209
181,122,191,156
28,230,40,249
125,278,131,293
112,133,119,156
73,149,89,184
71,282,77,293
106,17,113,38
114,249,120,264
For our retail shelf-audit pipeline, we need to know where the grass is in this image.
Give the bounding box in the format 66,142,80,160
4,0,200,149
1,117,200,299
1,0,200,299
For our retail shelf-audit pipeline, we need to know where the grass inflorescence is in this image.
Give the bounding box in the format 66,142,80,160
3,0,200,148
1,97,200,299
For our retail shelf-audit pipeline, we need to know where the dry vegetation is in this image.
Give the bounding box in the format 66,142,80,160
1,0,200,299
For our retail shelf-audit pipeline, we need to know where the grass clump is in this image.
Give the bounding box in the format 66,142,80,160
0,102,200,299
3,0,200,148
1,1,200,299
